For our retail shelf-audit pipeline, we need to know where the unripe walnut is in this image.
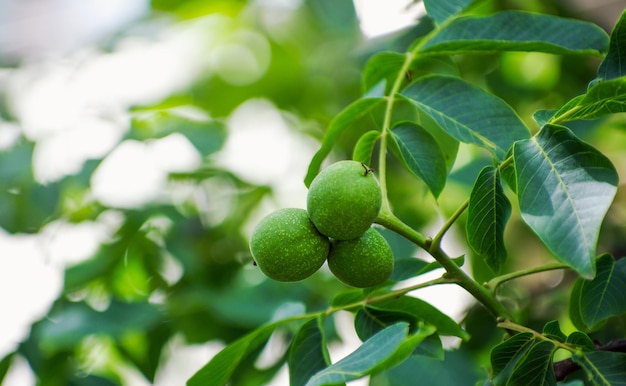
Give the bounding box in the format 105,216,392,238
307,160,382,240
327,227,393,288
250,208,329,282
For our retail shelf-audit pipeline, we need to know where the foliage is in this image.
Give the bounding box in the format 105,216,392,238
2,0,626,385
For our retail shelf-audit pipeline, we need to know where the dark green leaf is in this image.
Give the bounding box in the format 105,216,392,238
533,109,558,127
512,124,618,279
491,332,535,376
596,9,626,81
508,341,557,386
330,290,366,308
390,122,447,197
423,0,475,25
566,332,595,351
354,308,414,341
352,130,380,166
187,316,309,386
390,258,434,282
368,296,469,340
420,11,608,56
549,78,626,123
289,318,329,386
572,351,626,386
305,98,385,187
400,75,529,160
466,166,511,274
305,323,435,386
542,320,566,343
0,353,13,384
412,333,444,359
570,254,626,331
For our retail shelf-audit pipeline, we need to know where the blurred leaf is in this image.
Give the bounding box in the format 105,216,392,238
566,332,594,351
423,0,475,25
131,111,226,156
330,289,366,308
35,300,161,353
400,75,529,160
305,98,385,187
549,78,626,123
0,353,13,384
187,315,309,386
362,52,406,95
305,322,435,386
354,308,414,341
508,340,557,386
368,296,468,340
542,321,566,343
390,122,447,197
533,110,557,127
288,318,330,386
390,258,430,281
412,333,444,359
569,254,626,331
512,125,618,279
420,11,609,56
595,9,626,81
466,166,511,274
572,351,626,386
352,130,380,166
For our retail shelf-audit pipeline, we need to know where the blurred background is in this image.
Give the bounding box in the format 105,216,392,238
1,0,625,385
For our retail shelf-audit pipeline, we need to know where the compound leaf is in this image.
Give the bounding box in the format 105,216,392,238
569,254,626,331
466,166,511,274
421,11,608,56
390,122,447,197
512,124,618,279
401,75,529,160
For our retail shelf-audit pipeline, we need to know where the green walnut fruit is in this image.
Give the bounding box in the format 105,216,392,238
328,227,393,288
307,160,382,240
250,208,330,282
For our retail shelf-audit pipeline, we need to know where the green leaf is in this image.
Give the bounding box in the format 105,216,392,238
549,78,626,123
288,318,329,386
362,52,406,95
542,320,566,343
390,122,447,197
570,254,626,331
354,308,413,341
508,340,557,386
566,331,595,351
420,11,608,56
330,290,366,308
400,75,529,160
491,332,535,377
305,98,385,187
512,124,618,279
187,316,309,386
572,351,626,386
423,0,475,25
596,9,626,81
368,296,469,340
131,111,226,156
352,130,380,166
305,322,435,386
466,166,511,274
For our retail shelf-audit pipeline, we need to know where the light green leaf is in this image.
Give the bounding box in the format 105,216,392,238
595,9,626,81
305,322,434,386
420,11,608,56
187,316,308,386
362,52,406,95
569,254,626,331
352,130,380,166
423,0,475,25
288,318,329,386
305,98,386,187
572,351,626,386
390,122,447,197
549,78,626,123
512,124,618,279
401,75,529,160
508,341,557,386
368,296,469,340
466,166,511,274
